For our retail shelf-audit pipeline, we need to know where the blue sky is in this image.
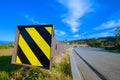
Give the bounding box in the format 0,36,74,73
0,0,120,41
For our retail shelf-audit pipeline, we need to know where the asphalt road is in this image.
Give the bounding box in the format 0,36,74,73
74,47,120,80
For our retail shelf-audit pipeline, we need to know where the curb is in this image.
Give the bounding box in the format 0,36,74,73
70,48,84,80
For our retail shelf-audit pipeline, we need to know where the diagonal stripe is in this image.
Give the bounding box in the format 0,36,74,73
18,27,50,68
16,56,22,64
18,34,42,66
17,45,31,64
45,27,52,35
35,27,52,46
25,28,51,60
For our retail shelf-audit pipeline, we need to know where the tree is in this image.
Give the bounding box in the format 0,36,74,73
104,41,114,47
115,26,120,45
94,39,102,47
86,38,102,47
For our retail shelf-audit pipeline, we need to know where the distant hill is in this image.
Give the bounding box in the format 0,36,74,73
0,41,13,44
69,36,116,42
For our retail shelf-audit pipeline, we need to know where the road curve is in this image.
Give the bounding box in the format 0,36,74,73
75,47,120,80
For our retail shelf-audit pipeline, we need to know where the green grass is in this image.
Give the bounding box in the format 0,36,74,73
0,49,72,80
0,56,20,72
0,43,13,49
0,56,21,80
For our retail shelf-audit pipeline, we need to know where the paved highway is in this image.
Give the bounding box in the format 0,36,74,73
74,47,120,80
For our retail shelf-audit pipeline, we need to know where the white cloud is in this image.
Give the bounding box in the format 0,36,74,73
55,30,66,36
58,0,93,33
73,34,80,38
94,20,120,30
73,34,87,39
88,29,115,38
24,14,40,24
88,32,109,38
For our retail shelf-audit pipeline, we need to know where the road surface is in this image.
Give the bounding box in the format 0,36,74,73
74,47,120,80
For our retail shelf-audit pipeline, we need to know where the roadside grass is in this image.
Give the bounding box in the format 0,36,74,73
0,48,72,80
51,49,72,80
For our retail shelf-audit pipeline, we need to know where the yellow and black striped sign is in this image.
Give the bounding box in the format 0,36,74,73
12,25,53,69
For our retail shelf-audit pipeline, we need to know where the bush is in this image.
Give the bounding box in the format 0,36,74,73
105,47,116,50
105,46,120,52
22,68,45,80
